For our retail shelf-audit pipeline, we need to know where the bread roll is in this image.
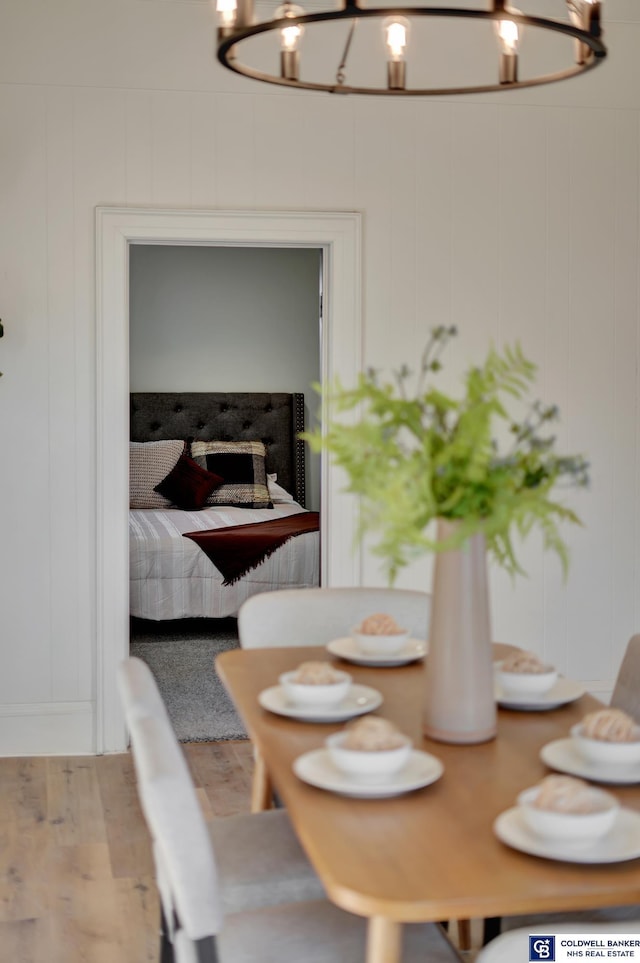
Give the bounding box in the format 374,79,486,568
341,716,407,752
357,613,405,636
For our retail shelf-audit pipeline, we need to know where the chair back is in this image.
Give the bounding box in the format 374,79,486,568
118,658,223,957
611,634,640,722
238,587,430,648
118,651,172,723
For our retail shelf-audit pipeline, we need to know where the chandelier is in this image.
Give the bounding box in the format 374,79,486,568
215,1,606,96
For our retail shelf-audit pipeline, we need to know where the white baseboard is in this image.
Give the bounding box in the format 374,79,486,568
0,701,95,756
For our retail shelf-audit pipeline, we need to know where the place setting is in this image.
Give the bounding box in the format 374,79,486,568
493,771,640,865
494,651,585,712
540,706,640,786
293,715,444,799
258,659,383,722
326,612,427,667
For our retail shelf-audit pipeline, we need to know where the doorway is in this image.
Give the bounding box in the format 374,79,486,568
96,207,362,752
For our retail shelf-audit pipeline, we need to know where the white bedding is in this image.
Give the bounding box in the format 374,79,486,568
129,503,320,620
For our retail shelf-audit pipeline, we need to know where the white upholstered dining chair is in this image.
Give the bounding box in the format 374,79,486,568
611,633,640,722
238,586,431,650
119,659,323,943
118,656,463,963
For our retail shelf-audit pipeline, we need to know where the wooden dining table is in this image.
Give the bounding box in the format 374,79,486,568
216,645,640,963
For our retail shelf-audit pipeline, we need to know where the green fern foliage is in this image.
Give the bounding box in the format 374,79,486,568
302,327,589,584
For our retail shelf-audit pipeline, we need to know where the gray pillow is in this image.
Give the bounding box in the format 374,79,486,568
130,440,184,509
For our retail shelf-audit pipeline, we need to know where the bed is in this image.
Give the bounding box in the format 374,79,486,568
129,391,320,620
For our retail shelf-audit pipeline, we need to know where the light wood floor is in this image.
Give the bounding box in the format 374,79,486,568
0,741,255,963
1,740,479,962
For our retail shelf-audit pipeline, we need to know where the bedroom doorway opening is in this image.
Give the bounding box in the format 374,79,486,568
128,244,323,676
96,208,362,752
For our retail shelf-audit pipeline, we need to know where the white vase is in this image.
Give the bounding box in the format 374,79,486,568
423,518,497,744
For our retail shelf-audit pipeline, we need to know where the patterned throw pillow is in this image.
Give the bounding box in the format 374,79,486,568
130,440,185,509
191,440,273,509
154,454,224,511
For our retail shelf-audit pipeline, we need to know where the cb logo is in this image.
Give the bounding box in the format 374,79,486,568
529,936,555,962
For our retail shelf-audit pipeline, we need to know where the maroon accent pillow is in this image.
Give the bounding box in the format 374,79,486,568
154,454,224,511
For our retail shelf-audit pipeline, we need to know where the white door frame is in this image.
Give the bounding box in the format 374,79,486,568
95,207,363,753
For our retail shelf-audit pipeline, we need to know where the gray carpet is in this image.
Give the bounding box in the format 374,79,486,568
130,616,248,742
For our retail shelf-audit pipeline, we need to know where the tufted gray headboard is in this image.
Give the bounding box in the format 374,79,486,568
130,392,306,507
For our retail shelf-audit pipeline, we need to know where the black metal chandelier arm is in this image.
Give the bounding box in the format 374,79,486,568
217,5,607,97
219,7,606,49
216,57,603,97
336,18,358,87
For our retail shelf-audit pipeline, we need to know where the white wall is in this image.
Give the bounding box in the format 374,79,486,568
0,0,638,752
129,243,322,509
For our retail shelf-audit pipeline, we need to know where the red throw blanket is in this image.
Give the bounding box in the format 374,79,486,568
183,512,320,586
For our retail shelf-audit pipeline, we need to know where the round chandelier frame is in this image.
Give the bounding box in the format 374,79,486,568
216,2,607,97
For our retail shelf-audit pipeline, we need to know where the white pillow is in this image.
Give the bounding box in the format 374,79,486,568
267,473,296,504
130,440,184,509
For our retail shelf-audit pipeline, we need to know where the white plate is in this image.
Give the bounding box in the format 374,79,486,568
327,636,427,667
494,806,640,863
258,684,383,722
540,738,640,785
293,748,444,798
494,677,585,711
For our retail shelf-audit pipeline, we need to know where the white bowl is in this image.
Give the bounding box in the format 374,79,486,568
570,723,640,766
351,628,410,656
517,785,619,843
497,665,558,696
279,669,352,707
326,731,412,780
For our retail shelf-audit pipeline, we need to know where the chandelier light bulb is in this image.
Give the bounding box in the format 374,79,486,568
495,7,521,85
568,0,598,16
275,4,305,50
216,0,254,36
383,16,409,90
216,0,237,30
275,3,305,80
281,22,303,51
495,16,520,55
567,0,601,65
384,18,410,62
